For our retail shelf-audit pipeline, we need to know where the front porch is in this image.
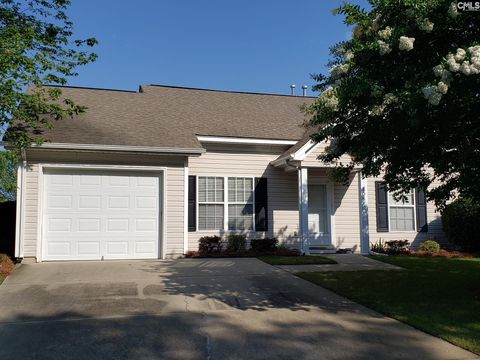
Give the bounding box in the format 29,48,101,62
296,167,370,255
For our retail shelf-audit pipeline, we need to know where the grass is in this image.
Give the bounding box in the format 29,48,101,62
258,255,337,266
297,256,480,354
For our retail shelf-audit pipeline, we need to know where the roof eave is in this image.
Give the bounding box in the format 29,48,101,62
25,142,205,156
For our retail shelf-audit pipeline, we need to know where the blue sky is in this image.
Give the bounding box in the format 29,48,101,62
67,0,369,96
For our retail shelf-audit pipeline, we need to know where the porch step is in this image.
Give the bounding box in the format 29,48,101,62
309,246,337,254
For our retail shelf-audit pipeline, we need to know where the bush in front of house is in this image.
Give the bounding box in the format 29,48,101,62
198,236,223,255
384,240,410,255
370,239,386,254
250,238,278,253
419,240,441,255
226,234,247,253
442,198,480,252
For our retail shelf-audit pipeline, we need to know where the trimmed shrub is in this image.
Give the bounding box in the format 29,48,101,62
419,240,441,255
371,239,386,253
250,238,278,253
226,234,247,253
198,236,223,254
384,240,410,255
442,198,480,252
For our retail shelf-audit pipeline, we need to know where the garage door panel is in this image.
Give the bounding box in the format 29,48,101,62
79,195,102,210
77,242,100,255
106,218,130,232
43,169,161,261
47,195,73,210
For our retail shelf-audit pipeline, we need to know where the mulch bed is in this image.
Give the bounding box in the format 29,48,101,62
0,254,15,277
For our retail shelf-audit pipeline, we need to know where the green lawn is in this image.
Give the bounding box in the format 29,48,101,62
258,255,336,266
0,276,4,285
297,256,480,354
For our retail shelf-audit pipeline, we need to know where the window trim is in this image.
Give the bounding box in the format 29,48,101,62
227,177,255,231
196,175,258,232
197,176,225,231
386,190,417,232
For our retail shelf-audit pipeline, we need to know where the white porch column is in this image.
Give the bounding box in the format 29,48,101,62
298,167,310,255
358,171,370,255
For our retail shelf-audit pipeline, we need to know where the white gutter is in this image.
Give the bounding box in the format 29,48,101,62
197,135,297,146
26,142,205,155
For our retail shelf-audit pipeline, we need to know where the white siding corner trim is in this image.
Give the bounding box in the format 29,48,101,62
14,160,26,258
183,164,188,254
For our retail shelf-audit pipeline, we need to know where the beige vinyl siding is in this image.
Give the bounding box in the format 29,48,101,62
188,144,300,251
22,149,187,259
367,176,445,248
307,169,362,251
302,142,353,167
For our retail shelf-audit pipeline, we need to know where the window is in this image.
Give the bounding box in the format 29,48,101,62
228,177,254,230
388,190,415,231
198,177,224,230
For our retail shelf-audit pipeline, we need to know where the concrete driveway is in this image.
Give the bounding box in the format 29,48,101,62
0,258,477,360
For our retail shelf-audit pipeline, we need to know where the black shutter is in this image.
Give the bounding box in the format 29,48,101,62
188,176,196,232
254,177,268,232
375,181,389,232
415,188,428,232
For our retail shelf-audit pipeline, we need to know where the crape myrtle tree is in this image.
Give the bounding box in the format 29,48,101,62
306,0,480,208
1,0,97,149
0,0,97,201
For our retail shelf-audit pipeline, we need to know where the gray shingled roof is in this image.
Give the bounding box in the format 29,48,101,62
34,85,315,150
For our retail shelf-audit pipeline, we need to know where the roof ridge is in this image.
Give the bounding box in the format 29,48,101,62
143,84,317,99
41,84,137,93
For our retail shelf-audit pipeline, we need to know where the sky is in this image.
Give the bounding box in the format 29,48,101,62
66,0,369,96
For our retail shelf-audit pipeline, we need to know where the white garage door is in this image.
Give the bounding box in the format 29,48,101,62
42,168,162,261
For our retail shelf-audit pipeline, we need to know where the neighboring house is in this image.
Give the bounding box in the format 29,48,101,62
13,85,444,262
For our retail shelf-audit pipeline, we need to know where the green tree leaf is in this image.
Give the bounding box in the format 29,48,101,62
308,0,480,208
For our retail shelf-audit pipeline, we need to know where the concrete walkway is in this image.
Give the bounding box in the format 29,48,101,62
277,254,402,273
0,258,476,360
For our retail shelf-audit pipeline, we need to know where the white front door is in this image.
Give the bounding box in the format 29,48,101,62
307,184,331,246
42,168,162,261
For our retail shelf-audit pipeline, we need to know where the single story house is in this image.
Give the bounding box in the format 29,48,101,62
13,85,444,262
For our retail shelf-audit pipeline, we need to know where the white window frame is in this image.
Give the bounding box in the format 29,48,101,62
197,176,225,231
387,190,417,232
227,177,255,231
196,176,257,232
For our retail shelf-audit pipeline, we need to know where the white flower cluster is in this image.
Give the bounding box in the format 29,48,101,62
417,19,434,32
433,64,451,81
399,36,415,51
448,2,458,18
378,26,392,40
446,47,480,75
378,40,391,55
422,85,445,106
371,15,381,32
370,93,397,116
318,88,339,112
345,50,354,61
330,63,349,78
